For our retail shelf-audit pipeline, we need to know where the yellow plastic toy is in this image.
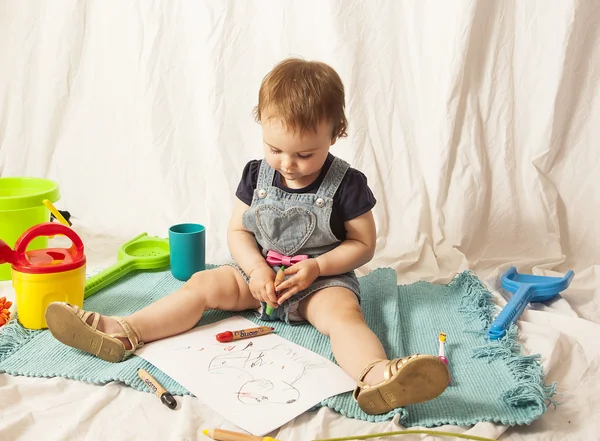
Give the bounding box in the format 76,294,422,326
0,222,86,329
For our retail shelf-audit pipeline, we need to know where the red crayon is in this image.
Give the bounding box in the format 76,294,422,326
216,326,275,343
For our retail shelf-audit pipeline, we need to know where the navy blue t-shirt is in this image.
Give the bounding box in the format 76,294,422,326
235,154,377,241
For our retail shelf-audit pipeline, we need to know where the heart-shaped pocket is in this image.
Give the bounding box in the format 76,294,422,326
255,206,316,256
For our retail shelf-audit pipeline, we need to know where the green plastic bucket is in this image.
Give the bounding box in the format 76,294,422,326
0,177,60,281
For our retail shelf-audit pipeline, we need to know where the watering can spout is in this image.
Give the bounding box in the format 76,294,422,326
0,240,15,265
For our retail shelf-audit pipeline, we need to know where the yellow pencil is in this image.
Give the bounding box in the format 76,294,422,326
203,428,279,441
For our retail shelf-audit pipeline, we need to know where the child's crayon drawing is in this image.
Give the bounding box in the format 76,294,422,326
207,344,326,405
135,316,355,436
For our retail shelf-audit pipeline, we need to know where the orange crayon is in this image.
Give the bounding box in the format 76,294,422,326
216,326,275,343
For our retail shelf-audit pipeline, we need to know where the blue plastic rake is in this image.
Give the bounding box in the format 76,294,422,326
487,266,575,341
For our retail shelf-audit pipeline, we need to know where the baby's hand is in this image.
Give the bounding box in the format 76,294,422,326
275,259,321,304
249,267,278,308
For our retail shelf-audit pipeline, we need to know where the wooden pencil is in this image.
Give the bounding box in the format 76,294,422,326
203,428,279,441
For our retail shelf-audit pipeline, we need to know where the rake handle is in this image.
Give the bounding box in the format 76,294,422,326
488,285,534,341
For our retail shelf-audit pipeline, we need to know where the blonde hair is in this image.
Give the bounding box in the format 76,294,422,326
253,58,348,140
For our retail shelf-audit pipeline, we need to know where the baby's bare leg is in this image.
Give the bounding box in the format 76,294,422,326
300,287,449,414
99,266,259,345
298,287,387,384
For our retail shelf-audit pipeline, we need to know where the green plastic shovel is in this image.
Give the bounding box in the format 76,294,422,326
84,233,170,299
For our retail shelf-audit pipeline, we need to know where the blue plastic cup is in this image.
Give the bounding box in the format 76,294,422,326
168,223,206,281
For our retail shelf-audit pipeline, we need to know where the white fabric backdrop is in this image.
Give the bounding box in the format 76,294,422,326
1,1,599,440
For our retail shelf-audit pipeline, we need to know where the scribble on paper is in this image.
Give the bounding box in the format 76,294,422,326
135,316,357,436
207,343,327,405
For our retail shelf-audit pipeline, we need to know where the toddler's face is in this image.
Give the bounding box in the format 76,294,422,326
261,116,335,188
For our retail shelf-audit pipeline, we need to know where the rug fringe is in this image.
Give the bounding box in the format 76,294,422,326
502,354,558,409
0,319,38,364
456,272,497,328
455,271,557,413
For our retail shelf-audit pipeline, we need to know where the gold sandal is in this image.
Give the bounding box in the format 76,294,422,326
45,302,143,363
353,354,450,415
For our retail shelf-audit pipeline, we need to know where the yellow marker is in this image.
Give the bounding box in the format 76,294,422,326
42,199,70,226
202,428,279,441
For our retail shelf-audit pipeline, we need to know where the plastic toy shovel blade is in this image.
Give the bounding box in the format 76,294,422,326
84,233,170,299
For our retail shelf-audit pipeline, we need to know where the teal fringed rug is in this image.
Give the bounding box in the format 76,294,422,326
0,267,554,427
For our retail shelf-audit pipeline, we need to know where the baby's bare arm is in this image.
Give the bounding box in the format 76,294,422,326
315,210,376,276
227,199,271,276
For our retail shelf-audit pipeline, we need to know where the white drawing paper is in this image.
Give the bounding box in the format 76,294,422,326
135,315,356,436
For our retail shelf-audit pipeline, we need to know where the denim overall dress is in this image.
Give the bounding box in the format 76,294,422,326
231,156,361,324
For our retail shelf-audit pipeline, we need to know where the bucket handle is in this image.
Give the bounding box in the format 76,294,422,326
14,222,85,262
